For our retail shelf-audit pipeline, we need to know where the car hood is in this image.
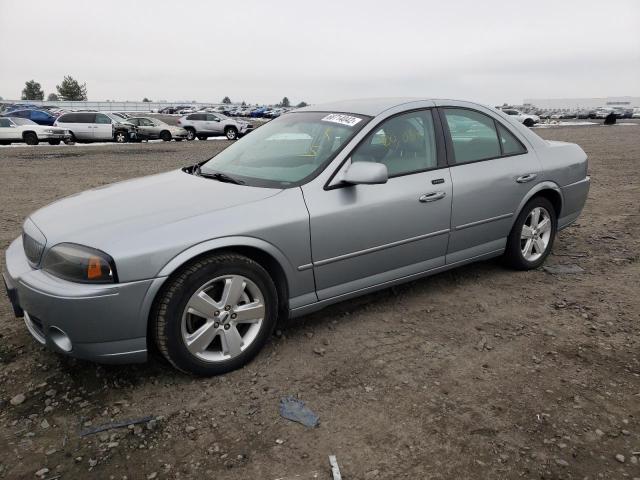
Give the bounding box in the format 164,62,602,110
30,169,281,250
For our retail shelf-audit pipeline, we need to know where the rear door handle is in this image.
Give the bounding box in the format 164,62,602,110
419,191,446,203
516,173,537,183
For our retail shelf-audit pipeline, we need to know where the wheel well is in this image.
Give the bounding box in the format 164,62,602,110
22,130,36,138
535,189,562,218
225,125,237,131
147,246,291,350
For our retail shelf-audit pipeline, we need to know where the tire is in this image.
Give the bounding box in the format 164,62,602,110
153,253,278,376
65,132,76,144
185,128,196,141
114,131,128,143
503,196,557,270
523,118,534,127
175,138,183,142
225,126,238,140
160,130,172,142
48,139,61,145
197,135,208,141
24,132,39,146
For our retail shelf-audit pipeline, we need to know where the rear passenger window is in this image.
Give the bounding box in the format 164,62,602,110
187,114,205,121
497,123,526,156
443,109,501,164
351,110,438,176
95,113,112,124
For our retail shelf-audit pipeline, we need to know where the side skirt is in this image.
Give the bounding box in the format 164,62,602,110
289,248,504,319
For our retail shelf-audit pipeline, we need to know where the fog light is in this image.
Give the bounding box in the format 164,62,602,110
49,326,72,352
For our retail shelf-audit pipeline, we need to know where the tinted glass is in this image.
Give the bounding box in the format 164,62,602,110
95,113,112,124
201,111,369,187
0,118,11,127
127,118,139,126
14,110,30,118
187,113,206,120
31,111,50,121
206,114,219,121
497,123,526,156
352,110,438,176
57,113,76,123
444,109,501,164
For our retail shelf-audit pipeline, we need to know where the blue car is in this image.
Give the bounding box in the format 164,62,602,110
1,109,57,126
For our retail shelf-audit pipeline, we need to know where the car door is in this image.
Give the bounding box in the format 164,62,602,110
72,113,95,140
206,114,224,134
437,105,542,263
302,109,452,300
0,118,18,141
93,113,113,140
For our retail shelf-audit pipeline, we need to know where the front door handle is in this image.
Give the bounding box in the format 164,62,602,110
516,173,537,183
419,191,446,203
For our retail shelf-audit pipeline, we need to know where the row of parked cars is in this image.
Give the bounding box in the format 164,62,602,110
501,105,640,121
0,106,255,145
158,104,291,118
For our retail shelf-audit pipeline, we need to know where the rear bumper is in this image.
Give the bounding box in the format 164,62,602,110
3,237,153,364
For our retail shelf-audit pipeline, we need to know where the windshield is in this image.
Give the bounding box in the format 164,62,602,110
11,117,37,125
200,111,369,187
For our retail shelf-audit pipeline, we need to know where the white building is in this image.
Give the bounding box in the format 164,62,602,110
522,96,640,110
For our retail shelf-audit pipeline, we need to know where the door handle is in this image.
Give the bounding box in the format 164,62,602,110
516,173,537,183
419,191,446,203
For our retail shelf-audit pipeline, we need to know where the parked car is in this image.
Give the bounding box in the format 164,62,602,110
0,117,72,145
3,98,590,375
125,117,188,141
501,108,540,127
177,112,253,140
1,109,58,126
54,112,138,143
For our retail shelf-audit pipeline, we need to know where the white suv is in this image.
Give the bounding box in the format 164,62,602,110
177,113,253,140
501,109,540,127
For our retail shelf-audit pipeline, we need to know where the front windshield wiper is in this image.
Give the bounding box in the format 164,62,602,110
193,164,244,185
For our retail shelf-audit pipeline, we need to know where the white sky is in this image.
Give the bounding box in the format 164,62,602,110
0,0,638,105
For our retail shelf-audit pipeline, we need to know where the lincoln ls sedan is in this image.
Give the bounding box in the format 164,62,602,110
3,98,590,376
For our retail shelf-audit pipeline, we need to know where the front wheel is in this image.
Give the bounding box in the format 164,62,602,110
185,129,196,141
503,197,556,270
523,118,534,127
160,130,172,142
225,127,238,140
153,253,278,376
114,131,128,143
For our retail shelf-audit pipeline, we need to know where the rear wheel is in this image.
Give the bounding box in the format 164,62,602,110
185,128,196,141
24,132,39,145
225,126,238,140
160,130,172,142
48,139,61,145
503,197,556,270
153,253,278,376
523,118,534,127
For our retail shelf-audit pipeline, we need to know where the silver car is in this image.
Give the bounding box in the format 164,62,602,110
125,117,188,142
3,98,590,376
177,112,253,140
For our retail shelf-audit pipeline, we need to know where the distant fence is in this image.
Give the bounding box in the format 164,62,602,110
0,100,238,112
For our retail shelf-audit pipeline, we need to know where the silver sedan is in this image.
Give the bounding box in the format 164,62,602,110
126,117,188,141
3,98,590,375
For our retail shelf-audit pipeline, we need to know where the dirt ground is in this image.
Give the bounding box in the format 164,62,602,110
0,124,639,480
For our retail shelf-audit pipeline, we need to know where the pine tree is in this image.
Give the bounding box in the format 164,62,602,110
21,80,44,100
56,76,88,101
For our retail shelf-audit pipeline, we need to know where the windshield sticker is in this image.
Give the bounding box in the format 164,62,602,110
321,113,362,127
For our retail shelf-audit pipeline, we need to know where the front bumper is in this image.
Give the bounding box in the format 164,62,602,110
39,132,72,140
3,237,156,364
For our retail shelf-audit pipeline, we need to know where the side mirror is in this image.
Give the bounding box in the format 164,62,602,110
342,161,388,185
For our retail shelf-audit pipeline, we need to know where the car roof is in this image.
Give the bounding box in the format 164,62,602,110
296,98,434,116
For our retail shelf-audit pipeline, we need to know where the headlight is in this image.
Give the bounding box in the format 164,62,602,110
43,243,118,283
44,129,54,133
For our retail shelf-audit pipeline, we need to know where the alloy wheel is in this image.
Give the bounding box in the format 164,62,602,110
180,275,266,362
520,206,552,262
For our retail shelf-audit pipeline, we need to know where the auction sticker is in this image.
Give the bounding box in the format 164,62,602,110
321,113,362,127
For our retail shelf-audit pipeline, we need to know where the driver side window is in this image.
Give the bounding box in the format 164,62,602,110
351,110,438,177
0,118,11,127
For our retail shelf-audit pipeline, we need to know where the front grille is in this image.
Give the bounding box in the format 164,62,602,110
23,232,45,265
51,129,65,134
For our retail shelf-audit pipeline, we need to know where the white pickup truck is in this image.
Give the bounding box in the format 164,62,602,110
0,117,72,145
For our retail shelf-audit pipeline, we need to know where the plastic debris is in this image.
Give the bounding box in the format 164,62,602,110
329,455,342,480
80,415,155,437
543,264,584,274
279,396,319,428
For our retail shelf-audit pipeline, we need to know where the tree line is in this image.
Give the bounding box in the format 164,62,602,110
20,78,309,107
21,76,88,101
